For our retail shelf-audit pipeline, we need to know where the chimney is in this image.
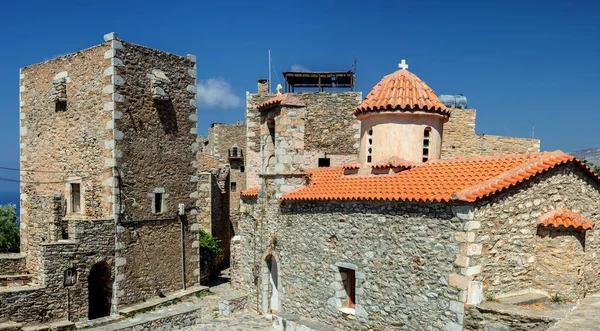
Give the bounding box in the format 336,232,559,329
257,79,269,94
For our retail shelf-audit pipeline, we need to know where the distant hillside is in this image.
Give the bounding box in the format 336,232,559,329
570,148,600,166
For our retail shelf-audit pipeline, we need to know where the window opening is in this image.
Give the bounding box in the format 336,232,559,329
340,268,356,309
366,128,373,163
318,158,331,167
71,183,81,213
56,100,67,112
154,193,163,213
231,182,237,192
422,127,431,162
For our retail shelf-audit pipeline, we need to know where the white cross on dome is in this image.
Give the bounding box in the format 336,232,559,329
398,59,408,70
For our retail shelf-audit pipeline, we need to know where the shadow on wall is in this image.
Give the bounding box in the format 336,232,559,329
155,100,178,134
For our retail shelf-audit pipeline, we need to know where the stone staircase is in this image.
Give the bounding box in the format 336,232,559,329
0,253,34,291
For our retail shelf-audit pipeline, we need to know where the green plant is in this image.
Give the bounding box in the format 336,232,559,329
199,229,222,258
485,294,499,302
551,293,563,303
196,290,214,299
271,234,278,248
0,204,19,253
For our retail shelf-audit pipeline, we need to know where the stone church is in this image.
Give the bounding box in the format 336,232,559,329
233,62,600,330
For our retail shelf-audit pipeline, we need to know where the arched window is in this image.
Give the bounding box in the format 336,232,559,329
422,127,431,162
366,128,373,163
231,146,239,157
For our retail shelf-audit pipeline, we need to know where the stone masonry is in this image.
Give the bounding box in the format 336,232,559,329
442,108,540,158
1,33,201,327
245,86,362,189
234,161,600,330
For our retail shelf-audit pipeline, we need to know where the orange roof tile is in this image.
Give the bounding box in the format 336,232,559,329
240,186,259,198
281,151,600,203
537,208,594,230
354,69,450,117
372,156,420,170
342,161,361,170
256,94,306,110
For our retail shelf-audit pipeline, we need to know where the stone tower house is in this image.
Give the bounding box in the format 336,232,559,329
3,32,201,325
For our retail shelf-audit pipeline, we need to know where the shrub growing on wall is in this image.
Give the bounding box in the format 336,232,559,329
0,204,19,253
199,229,222,259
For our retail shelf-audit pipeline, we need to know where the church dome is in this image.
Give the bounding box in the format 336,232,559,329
354,62,450,118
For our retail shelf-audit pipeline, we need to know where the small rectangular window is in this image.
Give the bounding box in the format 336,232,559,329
367,155,372,163
231,182,237,192
318,158,331,167
71,183,81,213
340,268,356,309
56,100,67,112
154,193,163,213
240,165,245,173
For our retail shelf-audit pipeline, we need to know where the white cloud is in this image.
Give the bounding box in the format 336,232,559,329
197,78,241,110
290,64,311,72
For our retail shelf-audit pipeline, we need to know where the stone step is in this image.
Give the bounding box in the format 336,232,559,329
19,319,74,331
75,285,209,329
118,284,209,317
0,274,33,287
272,312,336,331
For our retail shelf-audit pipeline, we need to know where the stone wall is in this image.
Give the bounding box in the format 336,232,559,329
471,163,600,301
108,38,200,308
464,304,556,331
203,122,246,230
235,198,467,330
197,168,231,284
0,254,26,275
442,108,540,159
245,93,275,189
114,40,198,221
19,43,112,275
245,92,362,189
116,218,197,306
0,219,115,324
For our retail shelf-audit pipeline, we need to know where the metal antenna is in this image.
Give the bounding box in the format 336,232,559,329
268,49,271,93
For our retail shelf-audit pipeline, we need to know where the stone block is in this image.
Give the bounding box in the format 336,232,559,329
455,255,470,267
454,232,475,242
449,300,464,314
104,32,117,41
448,273,469,290
335,262,358,270
445,322,462,331
186,85,197,93
187,54,197,62
115,257,126,267
462,264,482,276
467,281,483,306
466,243,482,256
464,221,481,231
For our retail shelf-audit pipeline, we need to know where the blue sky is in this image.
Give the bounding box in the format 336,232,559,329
0,0,599,203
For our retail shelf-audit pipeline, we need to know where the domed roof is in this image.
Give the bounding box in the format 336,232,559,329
354,61,450,117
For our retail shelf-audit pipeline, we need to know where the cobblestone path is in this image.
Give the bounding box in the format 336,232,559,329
183,310,273,331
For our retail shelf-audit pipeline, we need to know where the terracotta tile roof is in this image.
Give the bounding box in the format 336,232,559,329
372,156,420,170
537,208,594,230
256,94,306,110
240,186,259,198
342,161,361,170
282,151,599,202
354,69,450,117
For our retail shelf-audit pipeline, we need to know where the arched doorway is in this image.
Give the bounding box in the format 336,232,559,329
88,262,112,319
263,254,280,313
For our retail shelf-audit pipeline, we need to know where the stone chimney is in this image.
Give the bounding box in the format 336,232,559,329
257,79,269,94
